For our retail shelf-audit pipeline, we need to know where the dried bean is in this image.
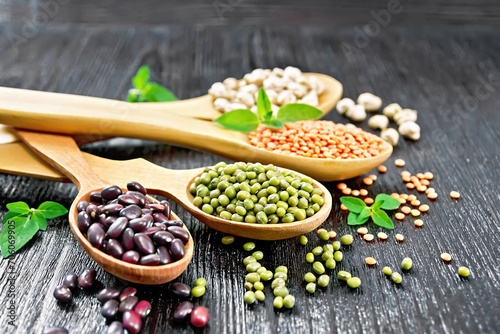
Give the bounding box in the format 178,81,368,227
123,310,142,334
173,301,193,322
119,287,137,301
78,269,96,288
97,287,122,303
119,296,139,312
62,273,78,290
101,299,119,319
53,285,72,302
122,250,140,264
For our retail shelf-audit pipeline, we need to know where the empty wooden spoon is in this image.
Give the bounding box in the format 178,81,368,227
0,90,391,181
15,130,332,241
15,129,194,285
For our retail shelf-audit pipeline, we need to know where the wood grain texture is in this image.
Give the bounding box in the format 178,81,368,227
0,15,500,334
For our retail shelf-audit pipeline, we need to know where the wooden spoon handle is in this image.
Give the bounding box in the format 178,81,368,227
15,129,104,191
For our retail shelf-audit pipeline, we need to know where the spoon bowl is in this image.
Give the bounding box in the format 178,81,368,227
15,130,333,240
16,129,194,285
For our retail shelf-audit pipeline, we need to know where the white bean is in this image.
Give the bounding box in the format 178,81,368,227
336,98,355,115
357,93,382,112
381,128,400,146
368,115,389,130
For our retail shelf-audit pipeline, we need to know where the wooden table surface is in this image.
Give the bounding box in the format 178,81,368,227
0,2,499,333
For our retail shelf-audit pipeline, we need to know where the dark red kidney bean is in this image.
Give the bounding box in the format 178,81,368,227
77,201,89,213
123,310,142,334
102,204,124,216
153,231,175,246
104,215,118,227
121,228,135,250
153,212,169,222
146,203,165,213
106,321,123,334
90,191,103,203
120,205,142,220
106,239,124,259
101,299,120,319
118,194,140,206
141,208,152,215
99,214,110,228
97,287,122,304
157,246,172,265
173,301,193,322
139,254,161,266
53,285,72,302
77,211,91,233
126,191,146,207
134,233,155,254
86,203,99,220
190,306,209,328
143,226,162,237
167,226,189,244
161,200,172,219
119,296,139,312
101,185,123,201
106,217,129,239
88,223,105,248
42,327,69,334
78,268,96,288
165,220,183,228
153,222,167,231
101,240,108,252
122,250,140,264
169,239,185,260
119,287,137,301
170,283,190,298
62,273,78,290
127,181,147,195
142,213,154,223
129,218,149,232
134,300,152,318
107,198,120,205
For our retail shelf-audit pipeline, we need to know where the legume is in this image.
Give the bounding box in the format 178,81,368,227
244,291,256,304
401,257,413,270
363,234,374,242
414,219,424,227
458,266,470,277
190,306,209,328
283,295,296,308
243,242,256,251
450,191,460,199
273,296,284,308
306,282,316,294
347,277,361,288
382,267,392,275
395,159,406,167
357,227,368,235
338,271,351,281
252,251,264,260
391,272,402,283
334,251,343,262
377,232,388,240
299,235,308,245
313,261,326,275
325,258,336,269
341,234,354,245
440,253,452,262
312,246,323,256
191,286,206,298
395,233,404,241
378,165,387,173
318,230,329,241
317,275,330,287
332,241,341,251
255,290,266,301
365,257,377,265
249,121,384,159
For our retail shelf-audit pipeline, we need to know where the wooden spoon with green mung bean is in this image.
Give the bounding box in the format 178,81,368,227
15,130,332,241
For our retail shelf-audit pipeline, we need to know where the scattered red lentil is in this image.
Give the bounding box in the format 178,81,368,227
424,172,434,180
419,204,429,212
364,197,374,205
363,177,373,186
395,213,405,220
391,193,400,199
401,206,411,215
420,179,430,186
402,175,411,182
441,253,452,261
395,233,405,241
427,192,438,200
368,174,377,181
357,227,368,235
450,191,460,199
417,185,427,192
337,183,347,190
410,199,421,207
398,198,407,204
414,219,424,227
365,257,377,265
342,188,352,195
351,190,360,197
406,183,415,189
378,165,387,173
400,194,409,200
407,194,416,201
395,159,406,167
363,234,375,241
248,121,384,159
416,173,425,179
401,171,411,178
340,204,348,211
377,232,388,240
425,188,435,194
359,189,368,197
328,231,337,239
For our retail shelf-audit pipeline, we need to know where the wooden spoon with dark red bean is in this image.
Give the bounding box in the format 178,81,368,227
15,129,193,285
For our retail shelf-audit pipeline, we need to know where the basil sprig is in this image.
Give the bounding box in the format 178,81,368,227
0,201,68,258
341,194,401,229
214,88,323,133
127,65,178,102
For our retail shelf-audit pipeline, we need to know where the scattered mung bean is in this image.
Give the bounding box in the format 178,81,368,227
458,266,470,277
347,277,361,288
382,267,392,275
340,234,354,245
244,291,256,304
306,253,315,263
273,296,284,309
243,242,256,251
252,251,264,260
391,272,402,283
313,261,326,275
255,290,266,301
401,257,413,270
299,235,308,245
338,271,351,281
306,282,316,294
325,258,336,269
317,275,330,287
283,295,295,308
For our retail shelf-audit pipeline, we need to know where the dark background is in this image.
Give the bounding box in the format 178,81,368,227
0,1,499,334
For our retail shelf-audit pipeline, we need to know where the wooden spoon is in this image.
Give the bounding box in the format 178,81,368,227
15,129,194,285
0,89,392,181
15,130,332,241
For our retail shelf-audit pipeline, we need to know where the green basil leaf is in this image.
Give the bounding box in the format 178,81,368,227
143,82,178,102
357,207,372,223
374,194,401,210
1,214,40,258
340,197,366,213
276,103,323,124
127,88,143,102
371,209,394,229
36,201,68,220
257,88,272,121
6,202,31,214
132,65,150,90
2,211,25,225
32,211,47,231
214,109,260,132
263,118,284,129
370,200,385,212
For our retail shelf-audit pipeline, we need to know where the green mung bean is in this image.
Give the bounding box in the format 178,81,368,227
318,230,329,241
334,251,343,262
347,277,361,288
275,266,288,274
341,234,354,245
338,271,351,281
274,272,287,281
194,278,207,287
221,235,235,245
273,286,289,297
252,251,264,260
283,295,295,308
260,270,273,281
325,258,336,269
243,256,256,266
312,247,323,256
191,286,206,297
401,257,413,270
332,241,341,251
244,282,253,291
300,235,308,245
273,296,284,309
244,291,256,304
321,251,334,261
254,282,264,291
306,253,314,263
271,278,285,290
304,272,316,283
317,275,330,287
255,290,266,301
391,272,402,284
306,282,316,294
313,261,325,275
458,267,470,277
246,262,262,273
323,244,333,253
243,242,256,251
382,267,392,275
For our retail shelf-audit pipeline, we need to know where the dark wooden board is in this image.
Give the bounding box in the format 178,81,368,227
0,13,500,334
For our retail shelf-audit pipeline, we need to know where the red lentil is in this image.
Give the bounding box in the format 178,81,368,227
248,121,384,159
364,197,374,205
395,159,406,167
378,165,387,173
363,234,375,241
359,189,368,197
351,190,360,197
441,253,452,261
357,227,368,235
365,257,377,265
450,191,460,199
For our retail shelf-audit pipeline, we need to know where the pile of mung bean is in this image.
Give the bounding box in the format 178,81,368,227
190,161,325,224
209,66,325,114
